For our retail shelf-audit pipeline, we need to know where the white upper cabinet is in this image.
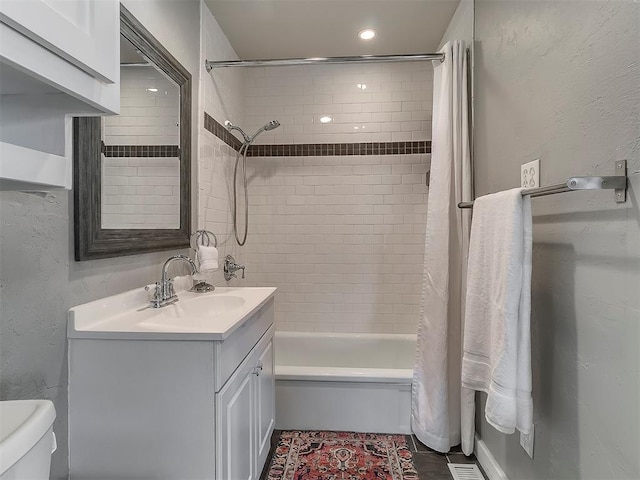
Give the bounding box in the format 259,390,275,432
0,0,120,190
0,0,119,84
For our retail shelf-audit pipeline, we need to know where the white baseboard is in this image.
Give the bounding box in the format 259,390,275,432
474,434,508,480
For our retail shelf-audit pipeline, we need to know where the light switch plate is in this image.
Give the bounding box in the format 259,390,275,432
520,425,535,458
521,159,540,189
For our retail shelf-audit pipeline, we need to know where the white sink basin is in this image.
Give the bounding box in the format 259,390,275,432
68,286,276,340
140,294,247,331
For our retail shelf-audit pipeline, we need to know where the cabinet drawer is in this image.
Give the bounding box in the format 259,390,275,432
214,298,274,392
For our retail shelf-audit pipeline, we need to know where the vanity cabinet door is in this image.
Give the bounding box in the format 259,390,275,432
255,338,275,472
216,324,275,480
216,362,255,480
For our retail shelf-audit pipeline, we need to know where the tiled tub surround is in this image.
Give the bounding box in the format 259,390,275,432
201,115,430,333
199,59,433,334
240,61,432,334
242,152,429,334
202,112,430,334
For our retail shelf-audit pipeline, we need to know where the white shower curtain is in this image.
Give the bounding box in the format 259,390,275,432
411,40,472,452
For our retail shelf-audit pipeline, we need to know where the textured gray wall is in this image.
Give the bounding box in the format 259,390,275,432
473,1,640,479
0,1,200,478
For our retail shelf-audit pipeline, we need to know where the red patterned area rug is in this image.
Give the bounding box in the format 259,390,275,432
266,431,418,480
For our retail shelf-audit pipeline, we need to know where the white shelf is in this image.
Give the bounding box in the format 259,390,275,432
0,0,119,191
0,139,71,190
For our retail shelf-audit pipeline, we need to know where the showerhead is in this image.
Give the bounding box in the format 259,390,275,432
249,120,281,142
264,120,280,131
226,120,280,146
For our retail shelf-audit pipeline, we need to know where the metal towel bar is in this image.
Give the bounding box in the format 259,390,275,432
458,160,628,209
190,230,217,250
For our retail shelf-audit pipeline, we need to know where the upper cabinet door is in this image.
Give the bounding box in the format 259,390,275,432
0,0,118,83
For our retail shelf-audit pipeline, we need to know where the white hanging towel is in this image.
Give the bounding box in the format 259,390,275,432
461,188,533,453
197,245,219,272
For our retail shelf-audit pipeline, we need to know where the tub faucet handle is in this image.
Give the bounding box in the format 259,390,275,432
224,255,246,281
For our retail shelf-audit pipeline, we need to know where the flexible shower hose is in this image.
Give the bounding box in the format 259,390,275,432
233,142,250,246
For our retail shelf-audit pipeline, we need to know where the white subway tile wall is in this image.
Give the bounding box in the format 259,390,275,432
243,62,433,145
242,153,429,334
236,62,433,334
104,66,180,146
101,156,181,229
197,4,246,286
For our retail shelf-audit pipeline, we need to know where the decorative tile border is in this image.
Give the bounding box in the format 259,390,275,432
103,145,180,158
204,112,430,157
204,112,242,151
245,141,429,157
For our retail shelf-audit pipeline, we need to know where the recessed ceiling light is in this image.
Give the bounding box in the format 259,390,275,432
358,29,376,40
146,88,158,92
320,116,332,123
356,83,367,90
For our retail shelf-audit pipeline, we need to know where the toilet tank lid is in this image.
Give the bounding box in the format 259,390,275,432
0,400,56,475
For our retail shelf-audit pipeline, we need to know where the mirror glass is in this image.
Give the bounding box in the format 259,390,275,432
101,35,181,229
74,4,191,261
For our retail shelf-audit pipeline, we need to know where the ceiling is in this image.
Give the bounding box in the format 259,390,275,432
203,0,460,60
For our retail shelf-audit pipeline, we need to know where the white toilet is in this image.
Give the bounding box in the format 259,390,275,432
0,400,56,480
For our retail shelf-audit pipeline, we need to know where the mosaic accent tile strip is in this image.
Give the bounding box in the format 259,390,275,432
204,112,431,157
204,112,243,151
245,141,430,157
103,145,180,158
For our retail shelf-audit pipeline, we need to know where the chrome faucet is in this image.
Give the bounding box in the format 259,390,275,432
149,254,198,308
223,255,245,281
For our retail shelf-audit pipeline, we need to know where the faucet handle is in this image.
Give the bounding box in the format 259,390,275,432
239,266,245,279
145,282,161,298
166,278,175,298
146,282,164,308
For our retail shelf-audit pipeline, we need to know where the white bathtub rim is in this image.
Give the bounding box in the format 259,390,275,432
276,365,413,384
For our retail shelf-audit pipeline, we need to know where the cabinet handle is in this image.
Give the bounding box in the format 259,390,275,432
253,361,264,376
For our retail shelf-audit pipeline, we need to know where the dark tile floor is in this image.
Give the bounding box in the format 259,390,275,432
260,431,487,480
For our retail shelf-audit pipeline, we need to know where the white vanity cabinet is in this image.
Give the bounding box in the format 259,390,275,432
0,0,120,190
68,292,276,480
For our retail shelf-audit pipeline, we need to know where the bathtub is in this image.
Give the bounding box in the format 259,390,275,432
274,332,417,434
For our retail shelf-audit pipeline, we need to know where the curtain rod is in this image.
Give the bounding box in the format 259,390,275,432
205,53,445,71
457,161,628,209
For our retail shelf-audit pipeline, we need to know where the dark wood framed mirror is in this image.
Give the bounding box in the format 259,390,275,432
74,4,191,261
